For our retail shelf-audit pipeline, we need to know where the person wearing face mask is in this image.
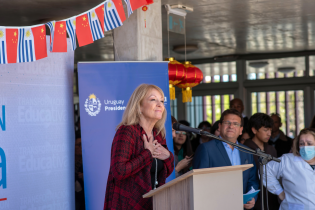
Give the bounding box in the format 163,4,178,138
263,128,315,210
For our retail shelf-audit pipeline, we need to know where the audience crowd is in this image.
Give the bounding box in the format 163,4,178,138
76,97,315,210
172,98,315,210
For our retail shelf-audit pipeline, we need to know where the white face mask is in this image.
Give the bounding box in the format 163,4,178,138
300,146,315,161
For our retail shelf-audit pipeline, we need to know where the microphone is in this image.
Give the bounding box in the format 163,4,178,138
172,123,203,135
172,123,223,140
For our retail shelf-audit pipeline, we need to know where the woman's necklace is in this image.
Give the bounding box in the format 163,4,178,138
152,131,158,190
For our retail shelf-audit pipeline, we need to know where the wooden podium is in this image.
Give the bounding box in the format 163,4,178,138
143,164,253,210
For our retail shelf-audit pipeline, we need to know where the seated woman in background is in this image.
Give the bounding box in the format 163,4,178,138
173,128,194,177
191,121,212,152
210,121,220,137
238,128,250,144
264,128,315,210
244,113,279,210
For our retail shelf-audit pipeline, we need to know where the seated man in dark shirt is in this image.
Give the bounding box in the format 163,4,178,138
268,113,292,157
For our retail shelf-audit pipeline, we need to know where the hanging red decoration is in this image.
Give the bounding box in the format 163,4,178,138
176,61,203,103
167,57,186,100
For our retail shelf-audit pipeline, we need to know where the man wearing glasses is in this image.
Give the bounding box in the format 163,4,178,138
193,109,259,210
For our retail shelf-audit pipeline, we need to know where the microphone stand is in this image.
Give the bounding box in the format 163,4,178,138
198,131,280,210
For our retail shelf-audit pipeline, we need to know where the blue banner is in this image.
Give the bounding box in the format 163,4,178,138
78,62,175,210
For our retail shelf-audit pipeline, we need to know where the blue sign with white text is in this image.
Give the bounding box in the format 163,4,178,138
78,62,175,210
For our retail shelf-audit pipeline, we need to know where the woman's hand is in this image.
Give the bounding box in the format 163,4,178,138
142,134,157,155
152,143,170,160
278,191,285,201
175,156,193,172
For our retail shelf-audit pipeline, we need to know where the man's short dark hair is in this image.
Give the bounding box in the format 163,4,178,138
219,109,244,127
270,113,281,123
248,113,274,138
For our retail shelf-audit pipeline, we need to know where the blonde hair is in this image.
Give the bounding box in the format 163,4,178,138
116,84,167,138
292,128,315,156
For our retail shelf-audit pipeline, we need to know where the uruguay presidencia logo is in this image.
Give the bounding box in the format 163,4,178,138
84,94,101,116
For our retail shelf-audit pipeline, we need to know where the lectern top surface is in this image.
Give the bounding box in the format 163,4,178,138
143,164,253,198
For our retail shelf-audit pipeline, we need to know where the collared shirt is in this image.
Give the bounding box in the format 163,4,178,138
221,139,241,166
264,153,315,210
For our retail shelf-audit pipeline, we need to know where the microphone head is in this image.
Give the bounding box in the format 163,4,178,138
172,122,182,131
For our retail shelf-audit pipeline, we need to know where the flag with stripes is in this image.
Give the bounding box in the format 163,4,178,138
0,28,8,64
46,21,55,52
87,9,104,41
104,0,123,31
17,28,36,63
66,17,77,51
124,0,133,17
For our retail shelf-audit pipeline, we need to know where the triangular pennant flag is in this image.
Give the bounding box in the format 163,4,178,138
95,4,105,32
66,17,77,51
76,13,94,47
104,0,123,31
17,28,36,63
6,29,19,63
87,9,105,41
46,21,55,52
0,28,8,64
51,21,67,52
31,24,47,60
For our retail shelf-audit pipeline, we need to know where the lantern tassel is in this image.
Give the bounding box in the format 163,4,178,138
182,88,187,103
187,88,192,102
181,88,192,103
169,85,176,100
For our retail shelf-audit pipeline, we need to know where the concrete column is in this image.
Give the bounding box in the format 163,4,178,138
235,60,250,116
113,0,163,61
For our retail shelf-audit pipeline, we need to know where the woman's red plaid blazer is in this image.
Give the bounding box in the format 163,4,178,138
104,124,174,210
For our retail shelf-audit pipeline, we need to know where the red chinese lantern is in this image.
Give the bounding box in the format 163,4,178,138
176,61,203,103
167,57,186,100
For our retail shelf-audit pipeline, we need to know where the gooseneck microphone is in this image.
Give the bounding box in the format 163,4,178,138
172,123,218,138
172,123,281,163
172,123,203,135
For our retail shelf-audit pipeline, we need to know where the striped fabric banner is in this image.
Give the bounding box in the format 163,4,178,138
87,9,104,42
17,28,36,63
46,21,55,52
104,0,123,31
0,28,8,64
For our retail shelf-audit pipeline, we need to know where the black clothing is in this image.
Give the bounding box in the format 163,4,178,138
150,158,164,189
268,131,293,157
244,139,280,210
